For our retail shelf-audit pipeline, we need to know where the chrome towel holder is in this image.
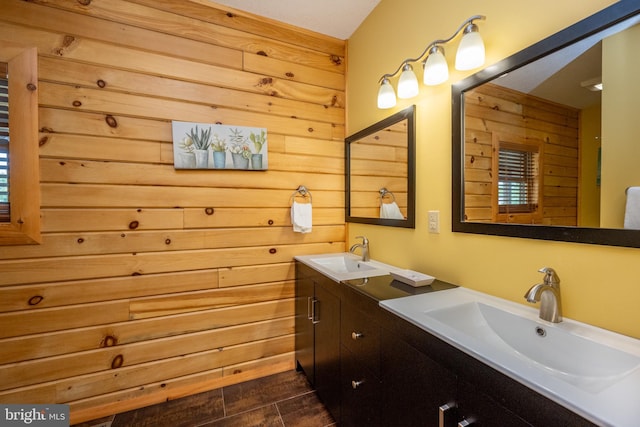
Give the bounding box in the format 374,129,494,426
291,185,312,203
379,187,396,205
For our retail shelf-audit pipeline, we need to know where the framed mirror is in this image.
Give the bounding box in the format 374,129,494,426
452,1,640,248
346,105,416,228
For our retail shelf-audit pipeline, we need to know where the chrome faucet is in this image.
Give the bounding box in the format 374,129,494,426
349,236,370,261
524,267,562,323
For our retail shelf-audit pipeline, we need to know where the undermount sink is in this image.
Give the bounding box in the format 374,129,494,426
295,253,397,281
426,301,640,392
381,287,640,426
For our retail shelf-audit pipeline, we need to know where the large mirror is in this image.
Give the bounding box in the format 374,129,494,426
452,1,640,248
346,105,416,228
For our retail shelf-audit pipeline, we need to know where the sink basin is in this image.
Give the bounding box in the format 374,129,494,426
309,255,377,274
295,253,398,281
380,287,640,426
426,301,640,391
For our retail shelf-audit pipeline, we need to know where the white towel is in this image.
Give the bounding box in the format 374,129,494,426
291,201,312,233
380,201,405,219
624,187,640,229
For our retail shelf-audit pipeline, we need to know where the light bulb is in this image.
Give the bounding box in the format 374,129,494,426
397,64,419,99
423,45,449,86
455,23,485,70
377,77,396,109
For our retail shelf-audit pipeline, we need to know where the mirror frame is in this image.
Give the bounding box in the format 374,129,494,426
346,105,416,228
452,1,640,248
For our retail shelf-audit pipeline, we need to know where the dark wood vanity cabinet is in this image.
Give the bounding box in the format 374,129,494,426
340,300,382,427
380,306,596,427
380,329,457,426
294,263,341,421
295,262,595,427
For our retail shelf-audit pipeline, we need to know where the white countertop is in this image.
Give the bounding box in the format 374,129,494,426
380,287,640,427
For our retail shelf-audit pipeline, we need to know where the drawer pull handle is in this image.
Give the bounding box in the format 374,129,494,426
458,418,476,427
351,331,363,340
351,379,365,389
439,402,457,427
311,298,320,324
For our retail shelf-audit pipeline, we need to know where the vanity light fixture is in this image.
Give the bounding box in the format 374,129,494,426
376,15,486,109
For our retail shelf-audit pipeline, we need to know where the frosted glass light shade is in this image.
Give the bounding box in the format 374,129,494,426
377,78,396,109
423,46,449,86
455,25,485,70
397,64,419,99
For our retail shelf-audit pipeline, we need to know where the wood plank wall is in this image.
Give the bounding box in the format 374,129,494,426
464,83,579,225
0,0,346,423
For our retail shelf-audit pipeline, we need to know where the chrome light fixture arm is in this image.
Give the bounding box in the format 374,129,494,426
376,15,486,108
376,15,485,84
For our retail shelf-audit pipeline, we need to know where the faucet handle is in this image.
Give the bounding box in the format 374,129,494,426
355,235,368,245
538,267,560,286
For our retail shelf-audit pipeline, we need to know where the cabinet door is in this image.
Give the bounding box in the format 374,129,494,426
295,275,315,384
314,284,341,421
381,329,456,427
456,379,532,427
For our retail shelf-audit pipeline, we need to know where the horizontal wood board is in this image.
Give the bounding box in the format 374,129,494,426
0,0,346,423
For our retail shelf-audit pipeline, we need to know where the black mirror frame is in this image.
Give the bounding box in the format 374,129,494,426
452,1,640,248
346,105,416,228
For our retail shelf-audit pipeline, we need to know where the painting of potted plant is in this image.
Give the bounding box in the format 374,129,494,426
172,121,268,170
228,128,251,169
187,125,211,168
249,130,267,169
211,134,227,169
177,133,196,168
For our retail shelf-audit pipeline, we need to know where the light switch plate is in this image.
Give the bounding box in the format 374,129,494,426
428,210,440,233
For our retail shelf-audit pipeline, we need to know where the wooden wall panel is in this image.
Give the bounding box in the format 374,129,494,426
0,0,345,422
464,83,579,225
0,299,293,364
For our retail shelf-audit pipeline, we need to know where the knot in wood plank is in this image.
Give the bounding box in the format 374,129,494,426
28,295,44,306
105,115,118,128
103,335,118,347
111,354,124,369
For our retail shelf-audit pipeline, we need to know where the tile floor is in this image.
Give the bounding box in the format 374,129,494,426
72,370,335,427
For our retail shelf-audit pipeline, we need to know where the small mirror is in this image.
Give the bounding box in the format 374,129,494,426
346,105,415,228
452,2,640,247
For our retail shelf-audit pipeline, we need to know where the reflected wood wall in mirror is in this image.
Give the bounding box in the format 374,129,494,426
346,105,415,228
452,1,640,247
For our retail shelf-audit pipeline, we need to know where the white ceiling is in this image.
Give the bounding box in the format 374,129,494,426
209,0,381,40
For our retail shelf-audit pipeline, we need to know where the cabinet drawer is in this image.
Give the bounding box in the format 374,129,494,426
341,302,380,376
341,345,381,427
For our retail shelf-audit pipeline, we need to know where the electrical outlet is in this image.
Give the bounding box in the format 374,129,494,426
428,210,440,234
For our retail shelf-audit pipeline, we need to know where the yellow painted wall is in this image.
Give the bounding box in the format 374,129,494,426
601,23,640,228
579,104,601,228
347,0,640,339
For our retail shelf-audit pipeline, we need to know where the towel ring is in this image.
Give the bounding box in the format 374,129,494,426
291,185,312,203
379,187,396,205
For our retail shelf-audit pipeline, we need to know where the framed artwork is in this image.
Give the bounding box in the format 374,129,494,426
172,121,268,170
